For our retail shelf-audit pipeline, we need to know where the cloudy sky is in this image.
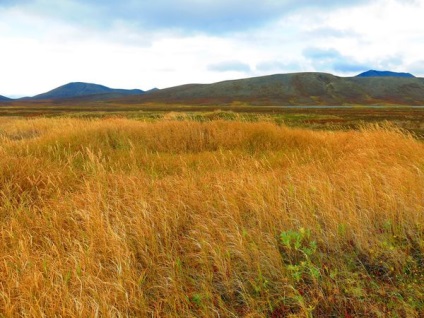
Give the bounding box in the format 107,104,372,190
1,0,423,97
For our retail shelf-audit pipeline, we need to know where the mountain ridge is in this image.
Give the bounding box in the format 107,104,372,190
122,72,424,106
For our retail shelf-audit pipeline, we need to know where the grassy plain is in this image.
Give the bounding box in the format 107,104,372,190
0,102,423,138
0,111,423,317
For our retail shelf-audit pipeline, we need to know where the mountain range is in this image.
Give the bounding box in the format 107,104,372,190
1,70,423,106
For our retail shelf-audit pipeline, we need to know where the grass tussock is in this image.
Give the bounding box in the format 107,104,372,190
0,117,423,317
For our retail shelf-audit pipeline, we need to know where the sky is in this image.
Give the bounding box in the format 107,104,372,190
1,0,424,97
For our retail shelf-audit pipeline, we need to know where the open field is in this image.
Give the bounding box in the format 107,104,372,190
0,116,423,317
0,103,424,138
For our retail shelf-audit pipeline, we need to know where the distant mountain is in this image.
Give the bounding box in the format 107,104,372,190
356,70,415,78
31,82,144,100
0,95,11,102
122,72,424,106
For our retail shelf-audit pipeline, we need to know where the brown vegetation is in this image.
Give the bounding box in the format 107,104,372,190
0,117,423,317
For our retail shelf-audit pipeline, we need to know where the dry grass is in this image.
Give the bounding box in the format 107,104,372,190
0,117,423,317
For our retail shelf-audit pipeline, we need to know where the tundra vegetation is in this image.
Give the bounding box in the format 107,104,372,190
0,115,423,317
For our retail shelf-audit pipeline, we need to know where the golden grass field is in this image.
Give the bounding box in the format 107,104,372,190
0,116,423,317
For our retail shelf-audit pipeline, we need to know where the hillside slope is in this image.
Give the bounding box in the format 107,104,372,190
126,72,424,106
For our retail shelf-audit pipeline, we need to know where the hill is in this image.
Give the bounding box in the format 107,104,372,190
31,82,144,100
123,72,424,106
356,70,415,78
0,95,11,102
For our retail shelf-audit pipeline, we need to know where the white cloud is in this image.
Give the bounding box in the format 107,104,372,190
256,61,301,73
0,0,370,34
317,0,424,69
1,0,424,97
208,61,252,73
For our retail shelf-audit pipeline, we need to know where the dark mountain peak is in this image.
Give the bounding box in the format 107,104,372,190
356,70,415,78
61,82,111,91
32,82,144,100
0,95,11,101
